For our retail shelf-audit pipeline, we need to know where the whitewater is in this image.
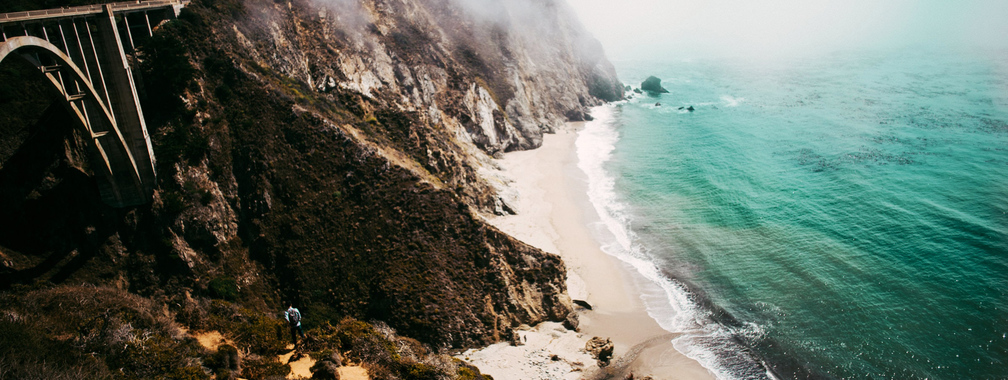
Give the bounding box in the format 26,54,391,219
577,50,1008,379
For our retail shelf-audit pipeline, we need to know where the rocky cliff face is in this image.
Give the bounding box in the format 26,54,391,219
245,0,622,154
0,0,621,356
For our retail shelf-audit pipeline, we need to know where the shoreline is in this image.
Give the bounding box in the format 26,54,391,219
463,122,715,380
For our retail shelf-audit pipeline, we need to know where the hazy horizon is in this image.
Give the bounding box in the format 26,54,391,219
565,0,1008,61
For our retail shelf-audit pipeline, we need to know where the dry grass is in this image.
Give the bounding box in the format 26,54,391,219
0,284,207,380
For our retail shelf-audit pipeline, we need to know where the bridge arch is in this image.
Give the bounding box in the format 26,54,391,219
1,36,146,206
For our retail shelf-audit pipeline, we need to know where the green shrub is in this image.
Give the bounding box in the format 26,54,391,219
457,365,493,380
241,356,289,379
363,362,393,380
0,286,208,380
205,300,286,355
335,318,398,364
169,366,213,380
208,276,239,301
400,362,438,380
234,314,287,355
454,358,494,380
205,344,240,372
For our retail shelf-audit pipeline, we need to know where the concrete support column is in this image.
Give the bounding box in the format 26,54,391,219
95,4,156,200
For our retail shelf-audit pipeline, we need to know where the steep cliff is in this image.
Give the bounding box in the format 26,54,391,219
0,0,621,375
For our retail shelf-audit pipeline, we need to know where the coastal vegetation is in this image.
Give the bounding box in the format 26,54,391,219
0,0,622,377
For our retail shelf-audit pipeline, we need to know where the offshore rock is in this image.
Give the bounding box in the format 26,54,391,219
641,76,669,94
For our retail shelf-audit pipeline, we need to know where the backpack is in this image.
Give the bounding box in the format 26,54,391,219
289,308,301,325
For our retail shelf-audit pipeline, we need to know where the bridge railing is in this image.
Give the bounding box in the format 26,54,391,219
0,0,188,24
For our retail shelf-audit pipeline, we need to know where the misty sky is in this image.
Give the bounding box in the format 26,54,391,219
565,0,1008,60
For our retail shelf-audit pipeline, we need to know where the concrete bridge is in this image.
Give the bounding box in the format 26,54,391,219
1,0,187,207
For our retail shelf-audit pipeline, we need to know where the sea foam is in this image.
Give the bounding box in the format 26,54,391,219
575,103,768,380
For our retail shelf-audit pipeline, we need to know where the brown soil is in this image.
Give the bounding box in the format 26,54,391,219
193,330,233,351
338,365,369,380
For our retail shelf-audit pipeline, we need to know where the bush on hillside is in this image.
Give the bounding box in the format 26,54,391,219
0,285,207,380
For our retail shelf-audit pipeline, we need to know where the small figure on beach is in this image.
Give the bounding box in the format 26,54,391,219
285,304,305,344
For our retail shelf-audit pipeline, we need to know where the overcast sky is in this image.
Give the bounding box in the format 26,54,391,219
564,0,1008,61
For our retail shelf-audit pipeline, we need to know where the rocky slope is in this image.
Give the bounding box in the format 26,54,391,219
0,0,622,377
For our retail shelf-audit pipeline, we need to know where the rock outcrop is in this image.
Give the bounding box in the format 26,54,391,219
223,0,622,156
641,75,669,94
585,336,614,367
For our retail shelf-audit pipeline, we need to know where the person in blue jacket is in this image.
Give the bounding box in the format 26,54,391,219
284,304,305,345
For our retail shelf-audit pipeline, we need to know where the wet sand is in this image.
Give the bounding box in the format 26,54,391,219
464,124,715,380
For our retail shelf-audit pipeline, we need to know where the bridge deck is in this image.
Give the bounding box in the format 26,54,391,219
0,0,188,24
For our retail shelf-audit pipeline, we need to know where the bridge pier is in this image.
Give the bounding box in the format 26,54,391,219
95,4,156,202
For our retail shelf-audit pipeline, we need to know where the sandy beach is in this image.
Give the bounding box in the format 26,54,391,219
463,124,715,380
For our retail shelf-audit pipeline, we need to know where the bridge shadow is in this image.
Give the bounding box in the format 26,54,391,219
0,101,114,288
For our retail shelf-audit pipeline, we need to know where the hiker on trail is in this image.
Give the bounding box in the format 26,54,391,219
285,304,305,344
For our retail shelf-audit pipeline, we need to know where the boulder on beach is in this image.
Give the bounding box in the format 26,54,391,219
585,337,614,367
641,76,669,94
563,311,579,331
510,330,525,346
565,108,587,121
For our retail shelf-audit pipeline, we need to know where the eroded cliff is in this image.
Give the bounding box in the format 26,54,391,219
0,0,621,376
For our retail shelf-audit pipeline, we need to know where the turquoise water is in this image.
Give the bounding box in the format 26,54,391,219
579,50,1008,379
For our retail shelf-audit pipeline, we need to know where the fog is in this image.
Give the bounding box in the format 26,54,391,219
565,0,1008,60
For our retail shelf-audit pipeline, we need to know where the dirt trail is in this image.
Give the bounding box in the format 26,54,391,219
191,330,233,351
189,331,368,379
279,347,315,379
338,366,369,380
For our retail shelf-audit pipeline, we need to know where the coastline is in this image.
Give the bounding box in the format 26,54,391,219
463,122,715,380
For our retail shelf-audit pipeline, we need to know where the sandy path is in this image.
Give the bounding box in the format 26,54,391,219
279,348,315,379
338,366,369,380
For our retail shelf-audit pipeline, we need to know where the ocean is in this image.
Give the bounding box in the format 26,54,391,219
576,50,1008,379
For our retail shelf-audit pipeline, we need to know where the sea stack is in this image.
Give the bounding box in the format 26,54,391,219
641,76,669,94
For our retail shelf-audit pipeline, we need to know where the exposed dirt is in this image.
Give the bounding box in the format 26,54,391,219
193,330,233,351
279,349,315,379
338,365,370,380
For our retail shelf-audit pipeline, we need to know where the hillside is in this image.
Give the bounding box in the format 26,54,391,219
0,0,623,377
